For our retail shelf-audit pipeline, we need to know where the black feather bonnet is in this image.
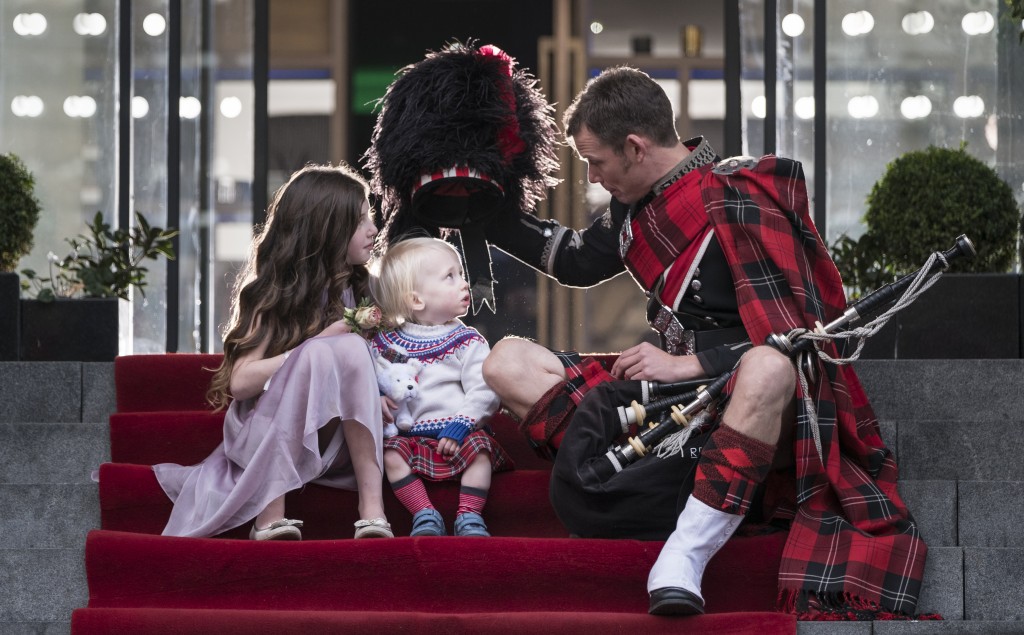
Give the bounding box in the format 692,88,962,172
363,40,560,312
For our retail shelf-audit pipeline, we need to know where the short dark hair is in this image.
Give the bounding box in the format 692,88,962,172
563,66,679,152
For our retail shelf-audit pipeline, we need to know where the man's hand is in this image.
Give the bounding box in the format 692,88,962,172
437,437,461,456
611,342,705,382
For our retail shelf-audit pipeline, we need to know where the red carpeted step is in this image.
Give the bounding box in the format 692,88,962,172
109,409,552,470
109,411,224,466
98,462,566,539
115,354,223,413
71,606,795,634
82,529,786,616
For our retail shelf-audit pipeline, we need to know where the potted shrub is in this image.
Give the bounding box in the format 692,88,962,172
0,153,42,360
19,211,178,361
833,144,1022,358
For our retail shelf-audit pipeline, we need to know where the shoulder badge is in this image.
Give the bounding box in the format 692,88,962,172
713,155,759,175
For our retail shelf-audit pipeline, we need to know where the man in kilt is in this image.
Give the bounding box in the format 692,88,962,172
481,66,928,618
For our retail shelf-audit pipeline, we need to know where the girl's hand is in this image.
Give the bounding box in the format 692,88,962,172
316,319,352,339
437,437,461,456
380,396,397,424
610,342,705,382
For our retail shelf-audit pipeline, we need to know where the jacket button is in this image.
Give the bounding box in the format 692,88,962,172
690,279,702,292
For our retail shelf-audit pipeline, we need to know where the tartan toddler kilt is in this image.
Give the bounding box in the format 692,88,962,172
384,429,514,481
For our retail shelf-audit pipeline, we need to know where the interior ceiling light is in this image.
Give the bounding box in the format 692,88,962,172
901,11,934,35
900,95,932,120
841,11,874,36
781,14,804,37
13,13,47,36
962,11,994,35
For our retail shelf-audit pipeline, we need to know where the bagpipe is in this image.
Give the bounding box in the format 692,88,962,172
586,234,977,483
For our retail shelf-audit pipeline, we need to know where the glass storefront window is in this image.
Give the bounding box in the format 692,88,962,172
1,0,256,356
741,0,1022,251
1,0,118,295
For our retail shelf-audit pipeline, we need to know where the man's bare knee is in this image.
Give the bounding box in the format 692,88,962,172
737,346,797,395
483,337,531,388
483,337,565,419
723,346,797,444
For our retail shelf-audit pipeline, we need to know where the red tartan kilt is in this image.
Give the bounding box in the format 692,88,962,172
519,354,616,458
383,430,514,481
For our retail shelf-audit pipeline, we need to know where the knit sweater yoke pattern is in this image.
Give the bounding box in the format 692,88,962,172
371,320,499,443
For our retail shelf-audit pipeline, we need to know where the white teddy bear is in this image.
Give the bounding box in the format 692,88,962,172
374,354,422,438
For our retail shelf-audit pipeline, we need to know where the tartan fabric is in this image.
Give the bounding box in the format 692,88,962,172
563,353,617,405
620,168,710,291
518,353,616,458
701,156,927,616
384,430,514,481
693,423,775,516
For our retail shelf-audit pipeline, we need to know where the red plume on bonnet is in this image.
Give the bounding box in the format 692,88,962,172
478,44,528,164
363,40,560,313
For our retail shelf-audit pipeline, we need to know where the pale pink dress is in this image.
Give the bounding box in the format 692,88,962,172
154,305,383,538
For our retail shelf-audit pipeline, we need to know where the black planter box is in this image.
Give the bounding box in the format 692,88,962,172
0,272,19,361
19,298,119,362
853,273,1020,359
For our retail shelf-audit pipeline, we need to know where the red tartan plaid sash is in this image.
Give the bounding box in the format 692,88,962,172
701,156,927,616
620,167,710,291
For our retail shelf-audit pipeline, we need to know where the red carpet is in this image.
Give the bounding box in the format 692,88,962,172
72,354,796,634
73,608,792,634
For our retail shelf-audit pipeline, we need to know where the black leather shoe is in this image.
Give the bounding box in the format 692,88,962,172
648,587,705,616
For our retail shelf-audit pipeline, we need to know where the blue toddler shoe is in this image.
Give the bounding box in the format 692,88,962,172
454,512,490,537
410,508,445,536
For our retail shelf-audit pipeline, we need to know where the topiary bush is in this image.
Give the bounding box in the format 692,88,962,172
862,145,1019,275
0,153,42,273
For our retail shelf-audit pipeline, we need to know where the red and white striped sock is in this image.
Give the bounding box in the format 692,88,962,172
391,474,433,515
456,485,488,516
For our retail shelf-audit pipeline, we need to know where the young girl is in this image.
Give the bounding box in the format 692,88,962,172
153,163,392,541
370,237,513,537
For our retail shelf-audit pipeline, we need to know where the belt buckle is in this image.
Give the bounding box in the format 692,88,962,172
651,303,695,356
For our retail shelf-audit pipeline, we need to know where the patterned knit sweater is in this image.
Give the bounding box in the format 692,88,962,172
370,320,499,444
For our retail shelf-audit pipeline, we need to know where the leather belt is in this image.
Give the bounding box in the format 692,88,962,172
648,301,747,356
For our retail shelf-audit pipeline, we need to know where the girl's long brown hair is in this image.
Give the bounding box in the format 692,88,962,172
207,163,373,409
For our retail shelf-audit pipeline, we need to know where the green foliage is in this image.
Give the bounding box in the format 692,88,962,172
829,145,1022,298
0,153,42,272
862,145,1019,275
829,233,897,300
1008,0,1024,43
21,211,178,302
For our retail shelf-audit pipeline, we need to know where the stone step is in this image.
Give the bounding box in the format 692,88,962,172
0,362,114,425
854,360,1024,422
896,480,1024,550
0,548,86,624
898,480,956,547
958,481,1024,547
800,620,1024,634
0,423,108,484
918,546,962,619
965,548,1024,620
896,420,1024,481
0,622,68,634
0,484,99,549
